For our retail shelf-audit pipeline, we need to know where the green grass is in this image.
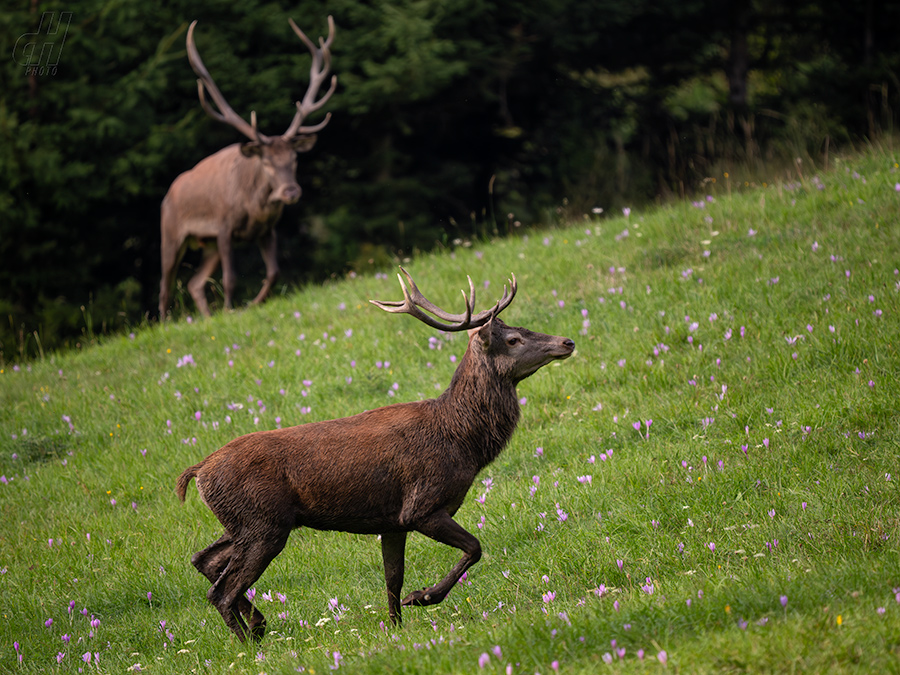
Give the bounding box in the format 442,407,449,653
2,148,900,673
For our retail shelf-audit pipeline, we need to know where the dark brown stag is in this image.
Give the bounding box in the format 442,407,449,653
159,17,336,318
176,268,575,641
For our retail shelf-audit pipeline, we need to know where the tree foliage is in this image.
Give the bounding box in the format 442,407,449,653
2,0,900,359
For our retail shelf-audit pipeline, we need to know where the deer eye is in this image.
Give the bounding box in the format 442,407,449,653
507,336,520,346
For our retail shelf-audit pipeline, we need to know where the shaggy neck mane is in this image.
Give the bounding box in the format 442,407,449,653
435,344,520,469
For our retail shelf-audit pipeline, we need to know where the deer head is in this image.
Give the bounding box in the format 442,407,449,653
371,267,574,384
185,17,337,204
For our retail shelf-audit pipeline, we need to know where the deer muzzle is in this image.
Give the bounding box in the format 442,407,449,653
271,183,302,205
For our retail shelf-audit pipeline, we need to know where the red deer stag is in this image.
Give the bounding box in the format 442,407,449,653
176,268,575,641
159,17,336,318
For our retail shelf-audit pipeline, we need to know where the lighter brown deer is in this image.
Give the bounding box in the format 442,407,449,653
159,17,336,318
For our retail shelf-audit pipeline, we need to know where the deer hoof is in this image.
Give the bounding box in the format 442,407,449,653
249,618,267,642
401,588,431,606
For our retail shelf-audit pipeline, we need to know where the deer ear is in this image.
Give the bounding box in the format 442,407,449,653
290,134,318,152
469,317,494,350
240,142,264,158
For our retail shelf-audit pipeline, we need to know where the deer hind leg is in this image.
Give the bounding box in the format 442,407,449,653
402,511,481,609
159,237,187,318
187,244,221,317
205,529,289,642
192,533,263,632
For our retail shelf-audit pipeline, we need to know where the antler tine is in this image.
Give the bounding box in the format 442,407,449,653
187,21,266,143
248,110,265,144
291,108,332,134
370,267,516,332
492,272,517,315
464,272,516,322
367,270,468,331
402,267,476,322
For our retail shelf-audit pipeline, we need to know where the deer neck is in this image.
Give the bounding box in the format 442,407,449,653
248,161,279,209
229,149,280,220
437,349,521,469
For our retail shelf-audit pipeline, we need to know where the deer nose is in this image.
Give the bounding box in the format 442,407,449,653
282,185,301,203
563,339,575,349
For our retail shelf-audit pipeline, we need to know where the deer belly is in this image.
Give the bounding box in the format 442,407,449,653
292,481,405,534
297,508,401,535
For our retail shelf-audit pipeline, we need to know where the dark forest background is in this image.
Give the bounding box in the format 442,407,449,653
2,0,899,361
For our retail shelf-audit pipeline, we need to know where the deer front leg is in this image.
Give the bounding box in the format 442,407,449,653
187,245,221,317
217,233,237,310
380,531,407,625
251,230,279,305
403,510,482,608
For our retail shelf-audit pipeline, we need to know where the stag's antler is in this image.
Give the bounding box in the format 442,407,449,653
187,20,263,143
370,267,517,331
283,16,337,138
186,17,337,143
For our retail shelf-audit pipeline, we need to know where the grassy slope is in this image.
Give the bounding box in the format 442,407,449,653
1,148,899,673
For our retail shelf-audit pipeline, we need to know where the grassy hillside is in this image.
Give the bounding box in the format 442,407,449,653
1,147,899,673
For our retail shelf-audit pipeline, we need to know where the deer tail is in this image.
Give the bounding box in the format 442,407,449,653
175,461,204,502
